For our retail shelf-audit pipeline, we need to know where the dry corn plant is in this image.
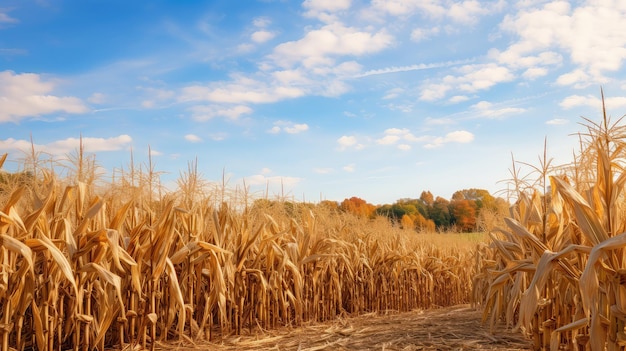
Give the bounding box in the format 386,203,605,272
475,91,626,350
0,143,480,351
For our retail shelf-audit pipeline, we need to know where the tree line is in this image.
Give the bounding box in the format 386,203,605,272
0,169,507,233
325,189,509,233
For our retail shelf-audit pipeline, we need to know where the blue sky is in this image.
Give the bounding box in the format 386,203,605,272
1,0,626,204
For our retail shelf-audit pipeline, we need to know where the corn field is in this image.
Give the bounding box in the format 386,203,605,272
0,150,476,351
474,93,626,350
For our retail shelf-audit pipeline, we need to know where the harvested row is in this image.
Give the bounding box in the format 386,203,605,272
0,153,477,351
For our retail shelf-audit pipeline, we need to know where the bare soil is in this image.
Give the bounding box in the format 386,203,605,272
158,305,532,351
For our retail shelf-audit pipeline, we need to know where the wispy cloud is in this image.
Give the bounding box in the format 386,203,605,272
0,10,18,25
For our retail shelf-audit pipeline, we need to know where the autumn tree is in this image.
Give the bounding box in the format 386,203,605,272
400,214,415,230
449,199,477,232
341,196,376,218
414,212,436,232
419,190,434,206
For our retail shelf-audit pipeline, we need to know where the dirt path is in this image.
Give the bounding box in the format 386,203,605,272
161,305,532,351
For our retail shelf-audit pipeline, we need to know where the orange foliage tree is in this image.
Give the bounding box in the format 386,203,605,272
449,199,477,232
340,196,377,218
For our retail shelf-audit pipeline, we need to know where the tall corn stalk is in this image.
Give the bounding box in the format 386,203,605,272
476,91,626,350
0,147,479,351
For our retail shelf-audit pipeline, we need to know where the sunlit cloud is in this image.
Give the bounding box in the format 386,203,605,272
0,71,88,123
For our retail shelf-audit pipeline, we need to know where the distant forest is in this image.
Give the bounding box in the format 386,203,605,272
320,189,509,233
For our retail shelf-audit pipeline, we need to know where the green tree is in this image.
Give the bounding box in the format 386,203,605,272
430,196,451,229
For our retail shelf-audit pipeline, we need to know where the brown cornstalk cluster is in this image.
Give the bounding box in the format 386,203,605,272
0,153,475,351
475,92,626,350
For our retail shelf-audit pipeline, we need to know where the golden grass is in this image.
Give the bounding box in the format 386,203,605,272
0,151,480,351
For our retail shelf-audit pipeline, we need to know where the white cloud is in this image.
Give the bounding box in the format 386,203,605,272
560,95,626,110
546,118,569,125
181,75,305,104
498,1,626,80
449,95,470,103
285,123,309,134
370,0,446,17
376,128,424,145
271,23,393,69
0,135,132,155
0,71,88,123
424,130,474,148
410,26,440,42
337,135,364,150
269,120,310,134
471,100,526,118
376,135,400,145
556,69,590,88
184,134,203,143
189,104,253,121
338,135,357,148
370,0,503,24
448,0,497,25
343,163,355,172
456,64,515,92
522,67,548,79
303,0,351,21
420,63,515,101
268,126,281,134
149,149,163,156
251,30,276,43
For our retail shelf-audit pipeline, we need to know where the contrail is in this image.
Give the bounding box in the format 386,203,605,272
355,58,475,78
